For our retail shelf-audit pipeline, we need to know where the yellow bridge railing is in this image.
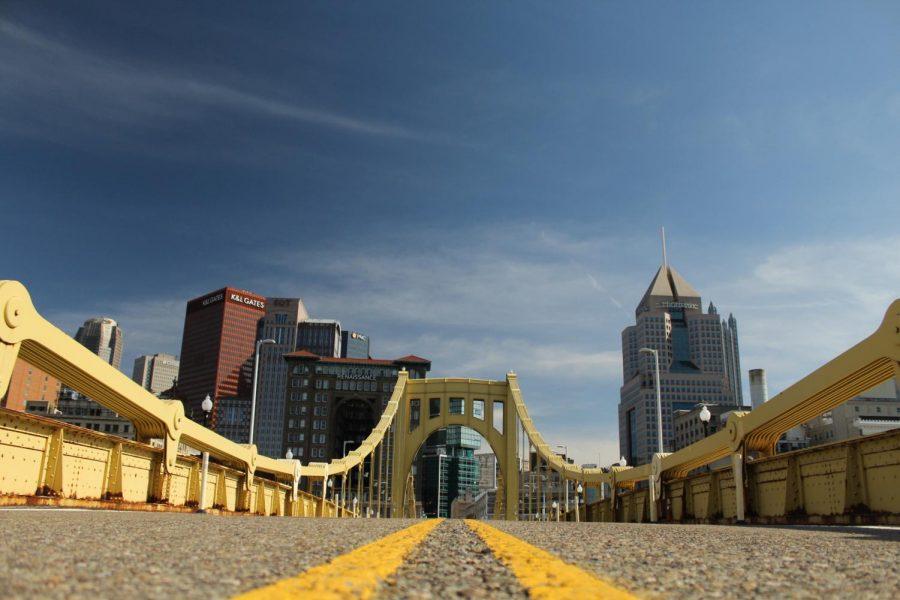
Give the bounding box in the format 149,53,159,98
1,279,897,522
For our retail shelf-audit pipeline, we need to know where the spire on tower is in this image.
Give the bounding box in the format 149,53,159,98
661,226,668,268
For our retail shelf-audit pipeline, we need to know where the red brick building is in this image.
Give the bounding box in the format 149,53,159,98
2,359,62,411
177,287,266,425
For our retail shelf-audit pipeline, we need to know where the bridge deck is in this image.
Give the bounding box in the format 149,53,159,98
1,509,896,599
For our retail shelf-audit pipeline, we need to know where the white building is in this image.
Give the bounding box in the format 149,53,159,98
132,353,179,395
805,380,899,446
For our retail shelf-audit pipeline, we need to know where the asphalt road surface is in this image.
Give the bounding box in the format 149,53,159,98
1,508,897,599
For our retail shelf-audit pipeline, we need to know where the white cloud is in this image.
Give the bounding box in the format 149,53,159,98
0,19,427,151
32,227,897,467
707,236,900,396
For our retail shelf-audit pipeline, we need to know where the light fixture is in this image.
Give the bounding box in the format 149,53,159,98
699,405,711,423
285,448,293,460
201,394,213,413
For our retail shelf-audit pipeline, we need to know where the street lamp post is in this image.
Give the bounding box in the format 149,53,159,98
639,348,664,454
576,483,583,523
552,500,559,522
699,404,711,438
556,444,569,513
249,338,276,446
198,394,213,513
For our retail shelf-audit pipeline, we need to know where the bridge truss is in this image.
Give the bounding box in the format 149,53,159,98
0,280,897,522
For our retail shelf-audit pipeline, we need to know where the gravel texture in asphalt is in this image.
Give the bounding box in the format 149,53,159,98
492,521,900,599
377,519,526,599
0,509,415,599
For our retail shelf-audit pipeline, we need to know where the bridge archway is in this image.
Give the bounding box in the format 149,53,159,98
390,377,519,520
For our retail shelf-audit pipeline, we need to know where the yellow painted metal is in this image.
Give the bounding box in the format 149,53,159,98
1,279,897,523
587,427,900,524
0,407,343,516
388,377,520,519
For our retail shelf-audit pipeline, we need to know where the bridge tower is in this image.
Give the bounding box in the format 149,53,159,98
389,376,520,520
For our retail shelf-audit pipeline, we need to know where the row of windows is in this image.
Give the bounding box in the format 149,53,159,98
70,422,130,434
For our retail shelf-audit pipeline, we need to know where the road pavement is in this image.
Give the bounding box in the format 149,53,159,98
1,508,897,599
493,521,900,599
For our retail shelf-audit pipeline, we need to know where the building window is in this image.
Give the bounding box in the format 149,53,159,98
429,398,441,418
409,399,421,431
449,397,464,415
473,399,484,420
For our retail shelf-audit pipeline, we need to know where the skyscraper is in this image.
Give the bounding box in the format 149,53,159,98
341,330,370,359
618,263,742,466
132,353,180,395
254,297,309,457
177,287,267,425
296,320,342,357
75,317,123,370
418,426,481,518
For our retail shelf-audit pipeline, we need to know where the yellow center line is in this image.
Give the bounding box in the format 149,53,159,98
466,520,639,599
234,518,443,600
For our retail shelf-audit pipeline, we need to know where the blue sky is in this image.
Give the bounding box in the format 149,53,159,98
2,2,899,464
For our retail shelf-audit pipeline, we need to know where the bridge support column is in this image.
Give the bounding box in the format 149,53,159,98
732,452,745,523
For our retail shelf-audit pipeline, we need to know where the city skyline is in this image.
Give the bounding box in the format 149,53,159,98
3,3,900,466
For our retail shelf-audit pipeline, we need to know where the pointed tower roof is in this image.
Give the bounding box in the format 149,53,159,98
667,265,701,299
636,264,702,316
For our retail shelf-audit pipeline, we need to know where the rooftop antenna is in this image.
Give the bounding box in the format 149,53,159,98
660,226,668,268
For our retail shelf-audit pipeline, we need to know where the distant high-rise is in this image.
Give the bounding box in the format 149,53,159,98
75,317,123,370
254,297,309,457
618,262,742,466
749,368,768,409
177,287,267,425
296,320,342,358
132,353,180,395
341,330,370,359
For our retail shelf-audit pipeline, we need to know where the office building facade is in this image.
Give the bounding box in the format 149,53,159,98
132,353,180,395
75,317,124,370
254,297,309,456
280,352,430,461
28,388,135,440
618,264,743,466
341,331,370,359
296,320,342,358
805,380,899,446
177,287,267,425
418,426,482,518
2,359,61,411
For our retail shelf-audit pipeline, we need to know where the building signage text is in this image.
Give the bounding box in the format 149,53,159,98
229,293,265,310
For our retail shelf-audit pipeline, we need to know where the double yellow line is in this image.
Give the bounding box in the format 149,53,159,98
235,519,637,599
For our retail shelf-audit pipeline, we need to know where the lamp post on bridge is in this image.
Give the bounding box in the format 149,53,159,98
249,338,276,446
575,483,583,523
699,404,711,438
198,394,213,513
552,500,559,522
556,444,569,514
639,348,664,454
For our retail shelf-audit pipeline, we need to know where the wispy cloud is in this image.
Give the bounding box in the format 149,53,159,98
0,19,428,155
707,236,900,396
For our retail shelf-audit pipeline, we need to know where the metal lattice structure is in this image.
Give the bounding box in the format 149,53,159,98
1,280,897,523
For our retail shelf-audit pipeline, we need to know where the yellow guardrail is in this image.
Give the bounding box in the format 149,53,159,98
0,280,366,516
1,278,896,522
511,298,898,522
